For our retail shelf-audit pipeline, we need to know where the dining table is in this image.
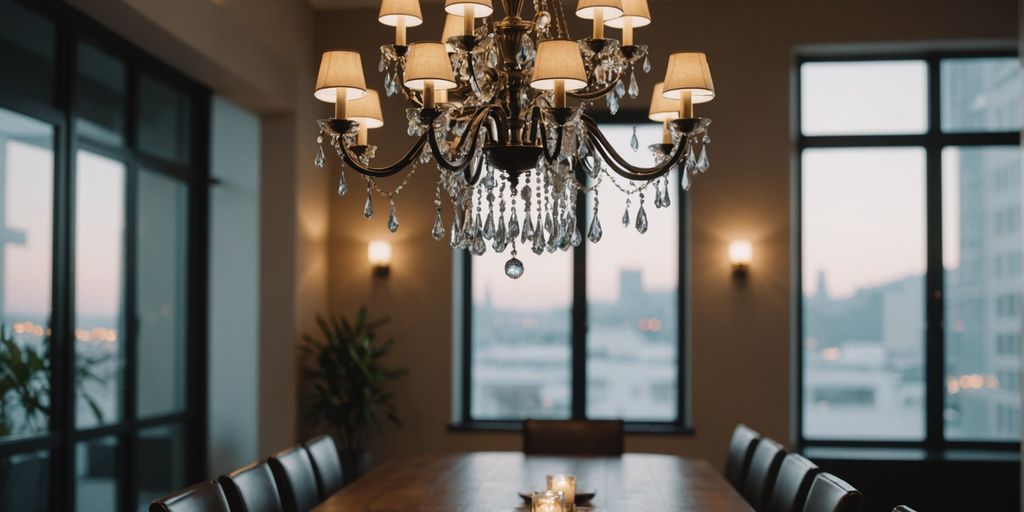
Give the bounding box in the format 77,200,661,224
313,451,754,511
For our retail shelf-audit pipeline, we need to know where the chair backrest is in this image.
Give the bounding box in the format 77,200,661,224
149,481,231,512
522,419,624,456
803,472,863,512
741,437,786,511
767,453,819,512
268,446,321,512
892,507,918,512
302,435,345,499
724,423,761,489
218,461,284,512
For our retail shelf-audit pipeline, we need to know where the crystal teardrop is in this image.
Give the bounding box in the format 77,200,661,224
662,182,672,207
483,212,495,239
696,145,710,173
492,216,507,252
588,214,603,243
607,92,619,115
621,199,631,227
571,225,582,246
449,216,461,247
504,257,524,279
635,203,648,234
432,210,445,241
654,183,664,208
384,72,396,96
314,145,325,168
630,127,640,152
685,147,697,172
378,55,386,72
471,236,486,256
508,213,520,239
522,214,534,243
643,53,652,73
387,202,400,233
337,172,348,196
628,69,639,98
363,191,374,219
681,167,692,191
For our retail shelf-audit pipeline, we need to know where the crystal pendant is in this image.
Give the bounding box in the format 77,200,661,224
378,55,386,72
504,257,524,279
661,181,672,207
628,69,639,98
314,145,325,168
387,201,399,233
654,182,664,208
703,133,712,145
571,224,582,246
643,53,652,73
508,212,520,239
449,215,461,247
522,214,534,243
635,203,648,234
588,214,603,243
431,209,445,240
696,145,710,173
337,172,348,196
482,212,495,239
384,72,396,96
614,79,626,98
531,230,545,255
363,190,374,219
471,236,486,256
630,127,639,152
681,166,692,191
621,199,631,227
685,147,697,172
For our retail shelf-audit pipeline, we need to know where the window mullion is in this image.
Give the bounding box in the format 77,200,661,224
572,168,588,421
924,55,946,450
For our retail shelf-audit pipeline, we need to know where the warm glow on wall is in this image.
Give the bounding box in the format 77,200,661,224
729,240,752,279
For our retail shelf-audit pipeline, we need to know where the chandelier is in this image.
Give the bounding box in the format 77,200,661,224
313,0,716,279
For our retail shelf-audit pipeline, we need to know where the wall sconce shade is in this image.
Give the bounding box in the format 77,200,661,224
314,50,368,103
379,0,424,27
404,42,458,91
662,52,715,103
729,240,753,278
368,240,393,277
648,82,679,122
530,39,588,91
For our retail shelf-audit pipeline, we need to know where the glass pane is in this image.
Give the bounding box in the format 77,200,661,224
75,150,125,429
586,124,678,422
942,58,1020,133
0,1,56,106
801,61,928,135
0,449,50,511
470,252,572,419
76,42,126,146
137,76,192,165
76,436,119,512
802,147,927,440
943,146,1021,441
136,423,186,510
136,170,188,418
0,108,53,439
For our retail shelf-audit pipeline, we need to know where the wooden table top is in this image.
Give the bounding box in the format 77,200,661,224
313,452,753,511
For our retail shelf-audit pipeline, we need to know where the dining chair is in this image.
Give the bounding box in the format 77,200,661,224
892,507,917,512
522,419,625,456
218,461,284,512
302,435,345,499
268,446,321,512
740,437,786,511
803,472,863,512
724,423,761,490
767,453,819,512
149,481,231,512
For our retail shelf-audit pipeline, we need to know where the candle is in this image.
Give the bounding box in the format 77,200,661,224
546,475,576,510
592,8,604,39
396,16,407,46
334,88,348,119
553,79,566,108
532,490,565,512
622,16,633,46
463,4,474,35
423,80,436,109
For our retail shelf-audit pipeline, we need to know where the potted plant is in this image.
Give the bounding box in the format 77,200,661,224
300,307,407,484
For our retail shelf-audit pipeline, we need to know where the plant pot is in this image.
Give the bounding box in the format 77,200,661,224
338,448,371,485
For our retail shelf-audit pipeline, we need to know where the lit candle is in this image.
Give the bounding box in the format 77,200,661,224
592,8,604,39
334,87,348,119
678,89,693,119
553,79,566,108
622,16,633,45
396,16,407,46
422,80,436,109
463,3,474,35
546,475,576,510
532,490,565,512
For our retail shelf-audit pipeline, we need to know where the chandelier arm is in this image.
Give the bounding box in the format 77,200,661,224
537,121,564,163
582,117,686,181
426,106,503,172
339,134,430,177
568,73,624,100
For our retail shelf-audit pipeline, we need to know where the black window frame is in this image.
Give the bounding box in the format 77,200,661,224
0,0,210,510
455,112,692,434
795,49,1021,452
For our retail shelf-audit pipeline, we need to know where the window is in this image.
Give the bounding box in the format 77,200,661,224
463,122,686,428
798,53,1020,447
0,1,209,510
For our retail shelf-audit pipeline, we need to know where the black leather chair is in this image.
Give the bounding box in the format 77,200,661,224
522,419,624,456
268,446,321,512
149,481,231,512
303,435,344,498
724,424,761,490
767,453,819,512
741,437,786,511
803,472,863,512
218,461,284,512
892,507,917,512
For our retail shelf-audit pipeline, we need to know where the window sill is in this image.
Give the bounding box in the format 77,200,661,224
802,445,1020,463
447,421,695,436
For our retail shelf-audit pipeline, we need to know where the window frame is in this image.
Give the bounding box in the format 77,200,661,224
456,112,692,434
795,49,1021,451
0,0,210,510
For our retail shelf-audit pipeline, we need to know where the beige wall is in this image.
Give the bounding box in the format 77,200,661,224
318,0,1017,466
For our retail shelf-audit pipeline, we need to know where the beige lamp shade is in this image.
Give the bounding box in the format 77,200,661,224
604,0,650,27
648,83,678,122
662,52,715,103
403,42,457,90
442,14,464,50
346,89,384,129
444,0,494,18
575,0,623,20
530,39,588,91
379,0,424,27
314,50,367,103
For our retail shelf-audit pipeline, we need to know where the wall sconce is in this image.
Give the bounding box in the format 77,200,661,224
368,240,392,278
729,240,752,278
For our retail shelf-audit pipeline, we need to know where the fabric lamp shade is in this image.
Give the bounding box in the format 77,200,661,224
442,14,464,50
662,52,715,103
604,0,650,27
444,0,494,17
379,0,423,26
314,51,367,103
648,83,678,122
530,39,588,91
403,42,457,90
575,0,623,20
346,89,384,129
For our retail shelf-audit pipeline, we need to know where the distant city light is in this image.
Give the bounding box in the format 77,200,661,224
821,347,841,361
